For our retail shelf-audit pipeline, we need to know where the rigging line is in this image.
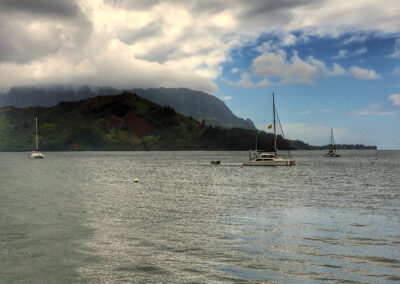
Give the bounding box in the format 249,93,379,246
275,108,291,158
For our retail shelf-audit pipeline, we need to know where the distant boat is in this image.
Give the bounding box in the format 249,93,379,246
243,93,295,166
324,128,340,157
29,117,45,159
210,160,221,165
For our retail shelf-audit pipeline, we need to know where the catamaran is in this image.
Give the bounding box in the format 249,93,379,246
243,93,295,166
29,117,45,159
324,128,340,157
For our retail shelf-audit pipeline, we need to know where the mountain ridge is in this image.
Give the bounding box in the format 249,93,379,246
0,86,256,130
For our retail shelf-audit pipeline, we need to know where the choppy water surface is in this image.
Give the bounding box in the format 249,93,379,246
0,150,399,283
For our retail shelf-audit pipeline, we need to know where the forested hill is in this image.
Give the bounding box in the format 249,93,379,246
0,86,256,130
0,92,309,151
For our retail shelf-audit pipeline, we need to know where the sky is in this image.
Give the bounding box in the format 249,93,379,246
0,0,399,149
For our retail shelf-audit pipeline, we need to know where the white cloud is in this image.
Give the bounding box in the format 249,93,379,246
331,47,367,59
256,41,278,53
236,73,256,88
354,47,367,55
332,49,349,59
342,34,368,45
253,50,317,84
307,57,346,76
234,50,347,88
352,102,395,116
280,33,297,46
231,68,239,74
350,66,381,80
221,95,232,101
300,110,311,114
389,39,400,58
388,93,400,105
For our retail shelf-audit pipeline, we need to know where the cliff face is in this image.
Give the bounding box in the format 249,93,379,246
129,88,256,130
0,92,308,151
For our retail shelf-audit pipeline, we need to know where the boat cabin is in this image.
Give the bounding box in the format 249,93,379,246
256,152,276,161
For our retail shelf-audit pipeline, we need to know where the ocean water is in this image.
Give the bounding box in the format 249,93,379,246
0,150,399,283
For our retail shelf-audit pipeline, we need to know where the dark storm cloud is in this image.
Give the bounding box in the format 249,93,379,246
105,0,233,13
0,0,92,64
0,0,80,18
0,18,62,63
238,0,322,17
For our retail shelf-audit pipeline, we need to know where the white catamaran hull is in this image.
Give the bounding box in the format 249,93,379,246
243,158,295,166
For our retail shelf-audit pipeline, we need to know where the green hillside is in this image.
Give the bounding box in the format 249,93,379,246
0,92,309,151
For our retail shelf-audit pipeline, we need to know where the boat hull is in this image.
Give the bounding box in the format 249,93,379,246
324,153,340,157
243,158,295,166
29,152,45,159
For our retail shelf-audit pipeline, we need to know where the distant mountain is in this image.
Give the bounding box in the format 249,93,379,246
0,86,256,130
128,88,256,129
0,92,307,151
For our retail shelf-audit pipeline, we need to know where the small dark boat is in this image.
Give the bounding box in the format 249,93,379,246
210,160,221,165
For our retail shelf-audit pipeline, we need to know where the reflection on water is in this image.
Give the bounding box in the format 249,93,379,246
0,150,399,283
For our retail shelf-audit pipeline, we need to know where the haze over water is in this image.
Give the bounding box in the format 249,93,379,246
1,150,399,283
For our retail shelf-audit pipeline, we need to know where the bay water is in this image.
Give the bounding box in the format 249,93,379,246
0,150,399,283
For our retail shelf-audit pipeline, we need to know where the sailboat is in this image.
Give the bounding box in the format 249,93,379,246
29,117,45,159
243,93,295,166
324,128,340,157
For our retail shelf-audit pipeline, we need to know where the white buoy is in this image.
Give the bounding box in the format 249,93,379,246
134,178,139,182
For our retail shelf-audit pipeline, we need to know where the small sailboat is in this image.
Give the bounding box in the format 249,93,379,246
243,93,295,166
29,117,45,159
324,128,340,157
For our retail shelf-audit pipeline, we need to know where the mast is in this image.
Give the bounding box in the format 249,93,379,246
255,131,258,151
331,128,336,152
35,117,38,151
273,93,277,157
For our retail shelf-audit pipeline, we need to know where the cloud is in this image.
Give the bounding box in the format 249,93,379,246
0,0,81,18
256,41,279,53
351,102,394,116
331,47,367,59
388,93,400,105
349,66,381,80
233,47,381,88
354,47,367,55
307,57,346,76
253,50,317,84
233,50,347,88
300,110,311,114
233,72,272,88
236,73,256,88
0,0,399,91
389,39,400,58
221,95,232,101
0,0,92,64
332,49,349,59
342,34,368,45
